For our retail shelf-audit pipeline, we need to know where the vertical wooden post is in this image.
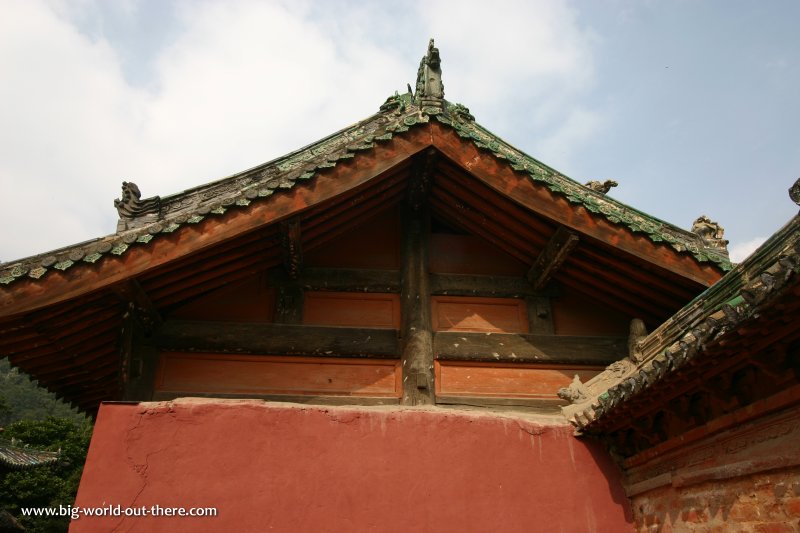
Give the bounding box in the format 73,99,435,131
275,285,304,324
121,304,160,401
400,151,436,405
113,280,161,401
276,219,304,323
526,295,554,334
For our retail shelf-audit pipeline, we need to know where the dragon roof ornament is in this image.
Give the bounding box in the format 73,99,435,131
691,215,729,253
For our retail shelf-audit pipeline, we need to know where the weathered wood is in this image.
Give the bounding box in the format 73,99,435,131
269,267,401,293
435,395,565,411
400,151,436,405
430,273,545,298
280,219,303,279
111,279,162,331
275,284,304,324
527,226,580,290
434,331,626,365
151,391,400,406
526,295,554,334
122,305,159,401
156,320,399,357
270,269,548,299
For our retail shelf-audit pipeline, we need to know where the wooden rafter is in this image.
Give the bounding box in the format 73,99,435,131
527,226,580,290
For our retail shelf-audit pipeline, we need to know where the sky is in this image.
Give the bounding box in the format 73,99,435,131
1,0,798,264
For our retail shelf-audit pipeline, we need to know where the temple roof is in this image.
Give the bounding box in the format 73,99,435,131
0,40,733,412
0,42,730,286
0,439,60,470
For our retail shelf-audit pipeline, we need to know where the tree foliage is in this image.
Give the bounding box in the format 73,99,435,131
1,417,92,533
0,359,86,426
1,359,93,532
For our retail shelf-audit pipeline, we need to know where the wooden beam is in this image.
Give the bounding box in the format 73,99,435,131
152,391,400,406
434,331,626,365
435,396,565,412
527,226,579,290
111,278,162,334
430,273,549,298
400,150,436,405
270,269,549,299
122,304,159,402
526,295,554,334
156,320,399,357
269,267,401,293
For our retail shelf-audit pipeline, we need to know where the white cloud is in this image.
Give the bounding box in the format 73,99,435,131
0,0,598,263
534,107,603,170
0,0,145,261
417,0,597,130
729,236,766,263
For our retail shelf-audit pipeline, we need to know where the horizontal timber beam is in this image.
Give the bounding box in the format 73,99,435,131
269,267,400,293
434,331,626,365
268,268,555,299
430,273,555,298
157,320,399,357
435,396,566,412
151,391,400,406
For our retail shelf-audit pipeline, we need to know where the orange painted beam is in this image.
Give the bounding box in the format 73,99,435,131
156,352,402,398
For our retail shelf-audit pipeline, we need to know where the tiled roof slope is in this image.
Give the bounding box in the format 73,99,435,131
0,47,732,287
0,439,59,470
563,198,800,431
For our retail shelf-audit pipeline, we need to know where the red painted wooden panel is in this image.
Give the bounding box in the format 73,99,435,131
435,361,601,399
304,207,401,269
156,352,401,397
429,233,527,276
170,275,275,322
551,285,629,336
303,292,401,329
431,296,528,333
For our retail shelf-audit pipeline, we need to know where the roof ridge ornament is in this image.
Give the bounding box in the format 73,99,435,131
114,181,161,232
585,180,618,195
790,176,800,207
691,215,729,253
414,38,444,108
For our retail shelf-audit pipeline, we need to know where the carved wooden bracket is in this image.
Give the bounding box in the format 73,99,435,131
111,279,162,335
527,226,579,290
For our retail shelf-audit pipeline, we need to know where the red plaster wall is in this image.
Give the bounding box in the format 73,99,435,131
632,466,800,533
72,400,633,533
